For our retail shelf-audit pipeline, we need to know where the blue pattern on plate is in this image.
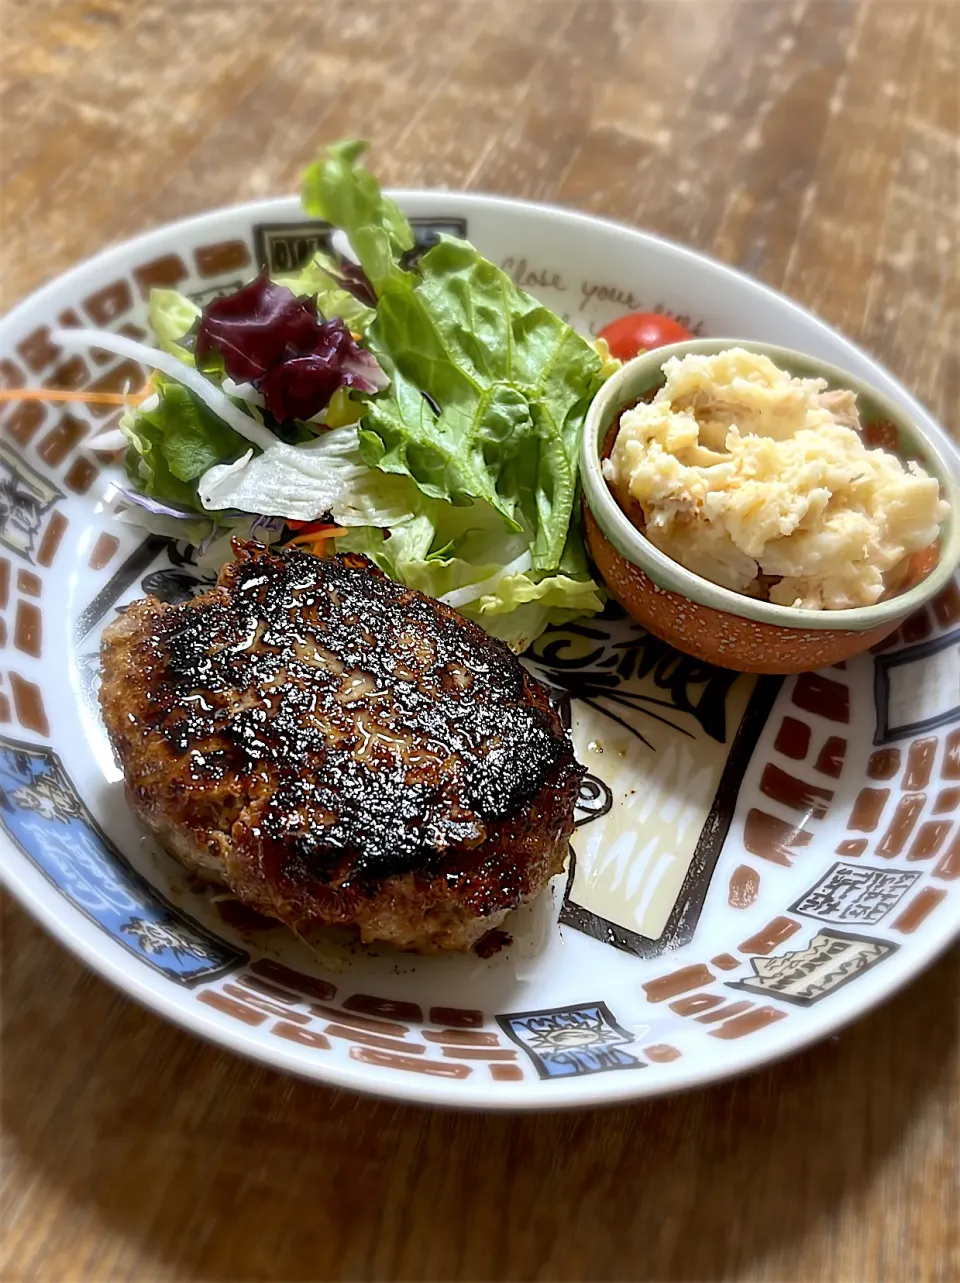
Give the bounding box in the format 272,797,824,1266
0,735,246,985
497,1002,644,1078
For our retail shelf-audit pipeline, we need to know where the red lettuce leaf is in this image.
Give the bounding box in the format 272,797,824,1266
259,324,387,422
195,276,318,380
332,261,377,308
194,274,385,422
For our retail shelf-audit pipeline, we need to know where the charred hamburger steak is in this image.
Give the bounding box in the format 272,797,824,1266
99,542,583,951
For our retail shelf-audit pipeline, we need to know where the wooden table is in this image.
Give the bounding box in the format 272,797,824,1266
2,1,958,1279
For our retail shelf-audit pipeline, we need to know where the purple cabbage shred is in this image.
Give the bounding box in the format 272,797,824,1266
115,485,198,519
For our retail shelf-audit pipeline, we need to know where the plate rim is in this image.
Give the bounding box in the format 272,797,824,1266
1,189,958,1111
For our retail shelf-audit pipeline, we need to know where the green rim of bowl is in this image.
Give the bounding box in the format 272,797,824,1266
581,338,960,633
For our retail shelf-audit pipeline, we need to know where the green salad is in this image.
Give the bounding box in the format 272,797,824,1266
56,141,617,652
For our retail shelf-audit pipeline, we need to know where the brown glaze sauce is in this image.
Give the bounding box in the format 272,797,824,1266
474,928,513,958
134,543,578,888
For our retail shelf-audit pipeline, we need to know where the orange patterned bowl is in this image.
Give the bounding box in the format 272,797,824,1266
581,339,960,674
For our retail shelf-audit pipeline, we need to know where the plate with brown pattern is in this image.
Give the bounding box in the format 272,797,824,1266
1,192,958,1109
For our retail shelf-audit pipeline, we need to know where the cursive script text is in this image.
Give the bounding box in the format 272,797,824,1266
501,257,568,292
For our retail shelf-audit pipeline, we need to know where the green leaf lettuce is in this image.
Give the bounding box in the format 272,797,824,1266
301,140,414,293
273,251,376,334
147,290,200,364
361,237,604,573
121,376,249,512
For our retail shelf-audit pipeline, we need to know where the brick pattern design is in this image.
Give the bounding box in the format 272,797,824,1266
641,959,788,1041
834,605,959,924
640,610,960,1045
1,262,152,739
741,665,853,879
195,960,521,1083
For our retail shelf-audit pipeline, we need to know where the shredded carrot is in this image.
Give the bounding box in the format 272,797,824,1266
0,384,154,407
287,527,348,558
288,527,347,547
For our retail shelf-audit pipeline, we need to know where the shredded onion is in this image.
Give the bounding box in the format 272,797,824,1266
330,229,361,266
87,427,128,451
222,377,266,407
112,483,199,519
439,551,534,609
50,328,276,451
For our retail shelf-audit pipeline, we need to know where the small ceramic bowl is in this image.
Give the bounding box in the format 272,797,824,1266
581,338,960,674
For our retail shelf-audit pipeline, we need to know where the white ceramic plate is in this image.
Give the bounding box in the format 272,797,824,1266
1,193,958,1110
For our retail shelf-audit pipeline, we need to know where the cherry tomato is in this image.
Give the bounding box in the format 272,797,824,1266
597,312,694,362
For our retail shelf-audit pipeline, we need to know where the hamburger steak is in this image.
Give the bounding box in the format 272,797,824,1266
99,542,583,951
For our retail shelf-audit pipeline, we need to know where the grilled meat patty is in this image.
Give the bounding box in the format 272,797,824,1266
99,542,583,951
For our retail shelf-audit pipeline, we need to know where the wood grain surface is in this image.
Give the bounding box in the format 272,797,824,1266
1,1,958,1280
